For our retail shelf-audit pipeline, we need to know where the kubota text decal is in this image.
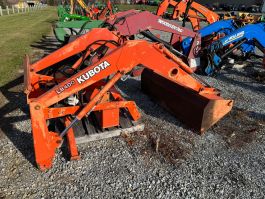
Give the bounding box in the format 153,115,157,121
55,61,111,94
76,61,110,84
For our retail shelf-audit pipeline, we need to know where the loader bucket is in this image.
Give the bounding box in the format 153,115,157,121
141,69,233,133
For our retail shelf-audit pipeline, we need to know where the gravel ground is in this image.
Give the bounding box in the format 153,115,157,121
0,28,265,198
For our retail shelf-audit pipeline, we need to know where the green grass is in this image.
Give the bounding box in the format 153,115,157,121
0,7,57,86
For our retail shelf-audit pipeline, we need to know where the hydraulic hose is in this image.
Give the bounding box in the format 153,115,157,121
140,30,187,59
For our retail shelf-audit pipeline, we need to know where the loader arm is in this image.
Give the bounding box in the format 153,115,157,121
156,0,178,17
198,20,237,38
55,10,202,68
30,28,120,73
173,0,219,30
172,0,201,31
104,10,201,67
156,0,196,22
25,29,233,170
25,28,121,97
205,23,265,75
31,40,218,108
105,10,197,39
187,1,219,24
181,20,238,57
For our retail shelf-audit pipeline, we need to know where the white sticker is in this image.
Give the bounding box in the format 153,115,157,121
158,19,183,33
223,31,244,45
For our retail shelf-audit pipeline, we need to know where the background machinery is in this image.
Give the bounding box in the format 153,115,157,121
54,10,202,69
203,23,265,75
180,19,265,75
69,0,114,20
57,5,91,21
156,0,219,30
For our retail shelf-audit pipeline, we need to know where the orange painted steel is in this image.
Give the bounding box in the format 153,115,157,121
156,0,178,17
173,1,219,30
25,29,233,170
156,0,219,31
25,29,121,99
65,117,80,160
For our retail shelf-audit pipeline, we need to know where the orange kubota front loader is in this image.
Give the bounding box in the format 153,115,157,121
156,0,219,31
24,28,233,170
